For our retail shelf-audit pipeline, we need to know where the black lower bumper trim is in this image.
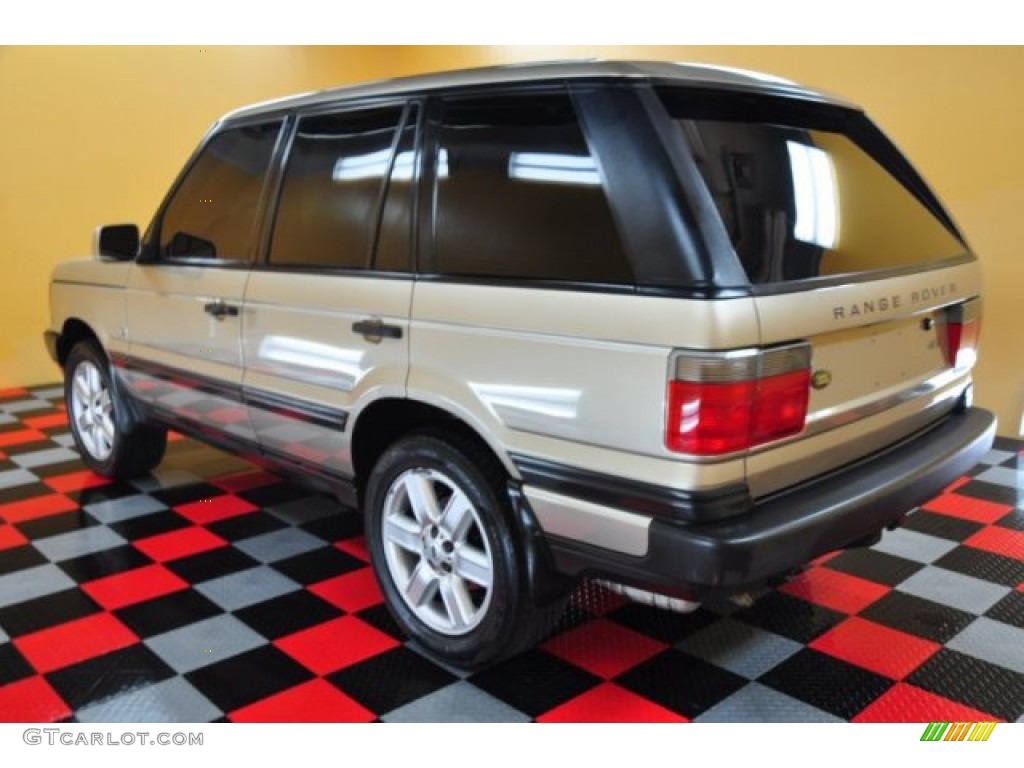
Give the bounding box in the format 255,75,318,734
548,407,996,596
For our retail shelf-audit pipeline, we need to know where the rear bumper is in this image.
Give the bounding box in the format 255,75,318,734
545,406,996,596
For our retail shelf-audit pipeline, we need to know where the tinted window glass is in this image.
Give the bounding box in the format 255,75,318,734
658,88,965,285
375,106,418,272
160,122,281,261
270,106,404,269
434,92,632,284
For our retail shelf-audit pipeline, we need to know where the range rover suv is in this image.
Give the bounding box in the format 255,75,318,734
45,61,996,669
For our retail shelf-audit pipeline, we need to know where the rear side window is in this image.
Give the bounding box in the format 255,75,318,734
433,91,632,284
657,88,967,285
159,122,282,261
270,106,406,269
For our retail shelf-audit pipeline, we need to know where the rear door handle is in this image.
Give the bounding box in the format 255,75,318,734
352,318,403,343
204,300,240,319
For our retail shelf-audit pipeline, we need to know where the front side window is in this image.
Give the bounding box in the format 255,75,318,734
269,106,406,269
433,91,632,284
158,121,282,261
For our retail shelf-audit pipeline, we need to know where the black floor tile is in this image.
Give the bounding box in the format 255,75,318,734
14,510,97,540
731,592,845,644
759,648,894,719
67,482,145,505
934,547,1024,588
995,510,1024,532
824,549,923,587
29,460,85,479
859,590,975,644
45,644,175,710
468,649,601,718
327,646,457,714
108,511,191,542
984,590,1024,630
615,648,747,719
605,603,720,645
353,604,406,642
206,512,287,543
114,590,224,639
272,547,365,586
235,590,343,640
186,646,313,713
237,483,309,509
0,545,47,577
152,483,225,508
0,642,35,686
906,649,1024,722
57,545,151,581
0,588,101,638
957,480,1023,508
0,482,55,505
165,547,259,584
901,510,984,542
300,513,364,544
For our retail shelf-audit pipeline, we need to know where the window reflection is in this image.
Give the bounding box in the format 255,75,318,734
786,141,839,249
507,152,601,186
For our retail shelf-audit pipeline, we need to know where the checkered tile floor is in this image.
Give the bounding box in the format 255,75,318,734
1,383,1022,723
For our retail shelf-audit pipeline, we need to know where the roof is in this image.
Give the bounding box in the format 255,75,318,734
222,60,853,121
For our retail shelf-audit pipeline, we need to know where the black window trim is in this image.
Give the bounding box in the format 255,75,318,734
140,113,289,269
253,97,424,277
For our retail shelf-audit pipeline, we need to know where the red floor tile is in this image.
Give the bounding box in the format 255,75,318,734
167,431,186,442
542,619,667,679
14,613,137,674
335,536,369,562
0,429,47,448
309,568,383,613
228,678,374,723
780,566,890,614
207,407,249,425
0,387,29,399
922,493,1013,525
0,523,27,550
0,494,78,524
0,676,71,722
810,617,940,680
134,526,227,563
852,682,1001,722
274,616,399,675
211,470,280,493
23,412,68,430
82,563,189,611
43,470,111,493
175,494,257,525
537,682,688,723
964,526,1024,560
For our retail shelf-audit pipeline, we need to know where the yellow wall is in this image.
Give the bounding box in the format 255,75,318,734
3,46,1023,436
0,45,397,389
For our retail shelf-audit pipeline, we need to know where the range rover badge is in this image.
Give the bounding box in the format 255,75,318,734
811,370,833,390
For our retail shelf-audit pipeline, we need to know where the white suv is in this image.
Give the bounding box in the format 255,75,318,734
46,61,996,669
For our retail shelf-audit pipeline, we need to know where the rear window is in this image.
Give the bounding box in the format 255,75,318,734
657,88,967,286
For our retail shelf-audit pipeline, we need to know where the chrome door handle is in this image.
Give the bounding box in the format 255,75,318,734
204,300,239,319
352,318,403,343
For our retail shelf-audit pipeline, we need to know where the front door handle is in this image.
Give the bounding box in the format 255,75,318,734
204,300,240,319
352,318,403,343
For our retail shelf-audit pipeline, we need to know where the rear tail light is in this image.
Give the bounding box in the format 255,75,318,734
944,298,982,371
666,344,811,456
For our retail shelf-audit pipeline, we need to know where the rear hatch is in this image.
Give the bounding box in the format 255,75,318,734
656,86,981,497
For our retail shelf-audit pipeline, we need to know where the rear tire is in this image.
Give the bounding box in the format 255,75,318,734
365,431,565,670
64,341,167,479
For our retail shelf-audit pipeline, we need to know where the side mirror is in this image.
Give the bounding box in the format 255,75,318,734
94,224,140,262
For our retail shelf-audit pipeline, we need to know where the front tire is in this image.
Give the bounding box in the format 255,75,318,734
365,432,564,670
64,341,167,479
